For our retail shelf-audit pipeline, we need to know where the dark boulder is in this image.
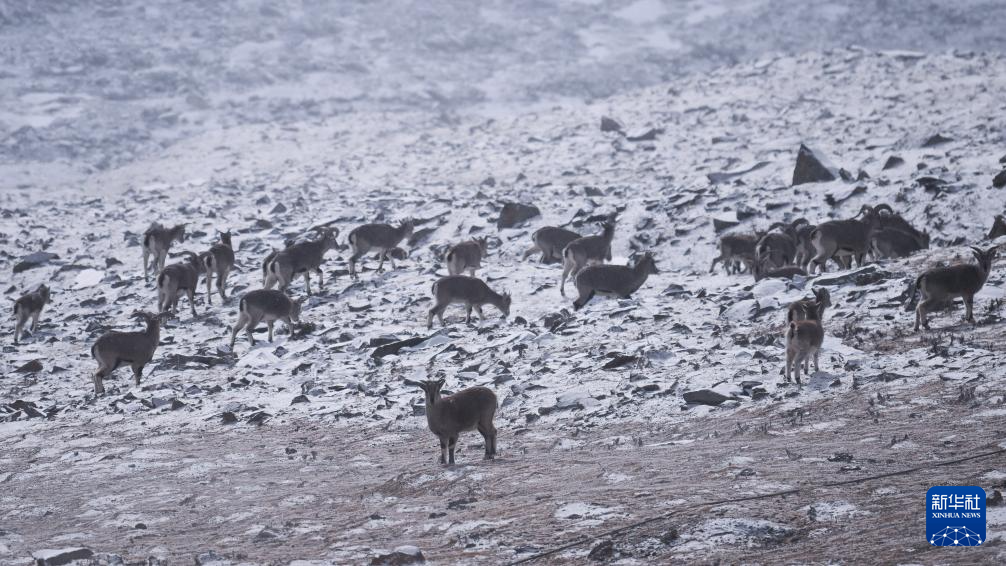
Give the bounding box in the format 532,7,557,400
588,540,615,561
13,251,59,274
711,216,740,233
988,215,1006,240
370,546,425,565
497,202,540,229
15,360,43,373
815,264,891,287
372,335,429,358
626,128,661,142
922,133,953,147
683,389,730,406
600,117,623,133
32,548,94,566
993,169,1006,189
792,144,837,185
882,156,905,170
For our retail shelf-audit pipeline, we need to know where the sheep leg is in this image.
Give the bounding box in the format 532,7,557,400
230,313,249,348
813,350,820,373
474,304,486,322
263,263,278,289
964,294,975,323
267,321,275,342
278,268,293,292
205,270,213,305
188,288,197,317
794,354,805,385
247,314,263,346
315,268,324,290
465,305,473,324
303,271,312,296
478,422,496,460
143,247,150,281
14,313,26,345
448,436,457,465
810,247,831,273
785,351,793,383
915,301,930,331
428,302,447,329
439,436,448,465
219,268,229,300
428,304,446,328
573,287,595,311
389,250,397,270
559,261,574,297
131,363,144,386
284,316,296,337
521,245,539,261
468,267,476,277
349,252,364,279
93,367,109,395
375,251,386,273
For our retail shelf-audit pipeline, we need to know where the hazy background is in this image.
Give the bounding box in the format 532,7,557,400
2,0,1004,188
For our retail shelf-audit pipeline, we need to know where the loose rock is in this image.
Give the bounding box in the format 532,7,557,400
600,117,623,133
993,169,1006,189
370,546,425,565
497,202,541,229
13,251,59,273
683,389,730,406
792,144,837,185
16,360,44,373
922,133,953,147
882,156,905,170
31,548,94,566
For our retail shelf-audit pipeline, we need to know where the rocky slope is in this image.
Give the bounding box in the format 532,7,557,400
3,46,1006,564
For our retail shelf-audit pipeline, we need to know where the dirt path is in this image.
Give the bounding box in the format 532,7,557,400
2,380,1005,565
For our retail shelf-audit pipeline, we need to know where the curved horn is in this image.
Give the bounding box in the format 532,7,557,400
767,222,789,232
789,218,810,228
873,203,895,215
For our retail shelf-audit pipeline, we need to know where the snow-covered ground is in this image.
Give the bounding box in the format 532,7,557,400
3,2,1006,564
5,48,1006,432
